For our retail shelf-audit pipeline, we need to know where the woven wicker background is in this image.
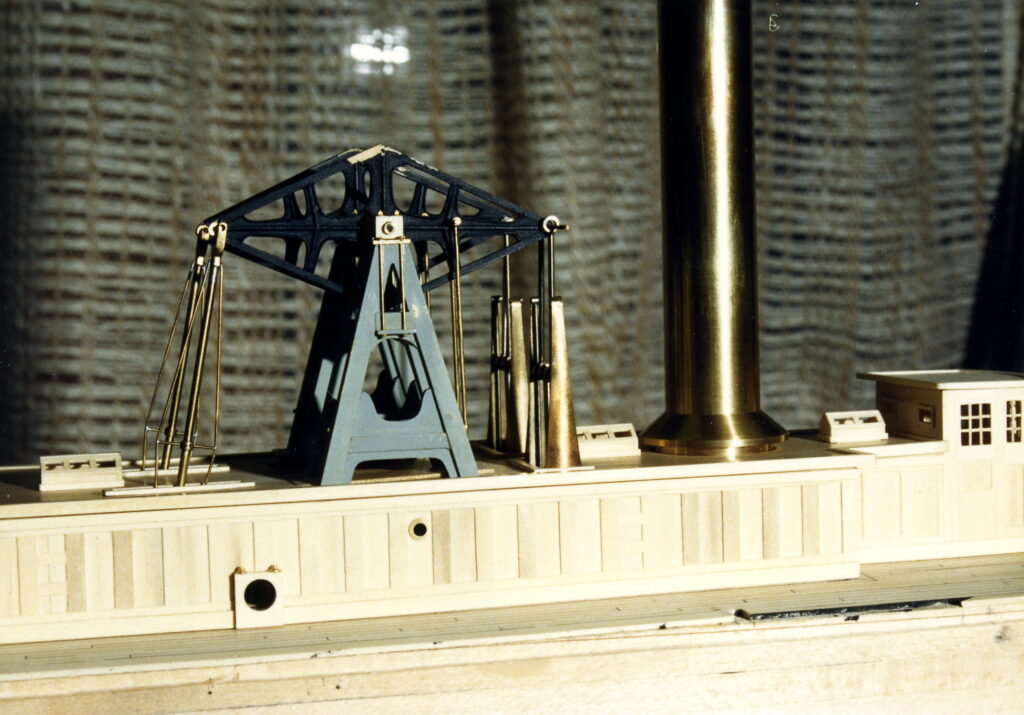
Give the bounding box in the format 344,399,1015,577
0,1,1020,463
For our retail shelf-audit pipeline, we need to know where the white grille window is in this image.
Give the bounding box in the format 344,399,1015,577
1007,401,1022,443
960,403,992,446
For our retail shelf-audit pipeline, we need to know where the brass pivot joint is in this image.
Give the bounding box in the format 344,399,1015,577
196,221,228,258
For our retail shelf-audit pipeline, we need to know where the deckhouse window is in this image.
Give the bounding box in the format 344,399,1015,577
960,403,991,446
1007,401,1022,443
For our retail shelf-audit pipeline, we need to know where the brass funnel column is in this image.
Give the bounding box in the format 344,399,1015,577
642,0,786,456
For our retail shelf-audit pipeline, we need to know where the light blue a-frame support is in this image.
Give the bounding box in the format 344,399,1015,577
316,242,478,485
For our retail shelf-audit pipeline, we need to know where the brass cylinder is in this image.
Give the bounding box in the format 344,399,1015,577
642,0,786,455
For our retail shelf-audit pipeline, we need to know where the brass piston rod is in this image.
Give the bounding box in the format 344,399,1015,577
143,222,226,487
642,0,786,455
529,218,580,469
158,253,206,470
175,249,222,486
450,217,468,425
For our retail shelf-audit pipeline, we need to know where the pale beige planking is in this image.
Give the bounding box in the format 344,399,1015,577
388,511,433,588
0,460,860,645
474,504,519,581
556,499,602,575
297,516,344,595
431,507,477,584
207,522,255,603
516,501,560,578
163,524,210,607
343,513,390,592
253,519,301,595
600,496,643,571
722,487,762,562
640,493,683,568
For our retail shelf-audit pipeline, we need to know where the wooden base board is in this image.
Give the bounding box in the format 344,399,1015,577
0,555,1020,712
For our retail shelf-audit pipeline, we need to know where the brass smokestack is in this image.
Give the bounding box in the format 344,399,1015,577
642,0,787,455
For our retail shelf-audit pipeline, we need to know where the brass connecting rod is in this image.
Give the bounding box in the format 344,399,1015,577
173,222,227,486
142,256,201,475
450,217,468,425
422,247,431,311
158,252,206,470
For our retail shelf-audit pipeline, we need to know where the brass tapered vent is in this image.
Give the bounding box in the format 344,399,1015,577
642,0,786,456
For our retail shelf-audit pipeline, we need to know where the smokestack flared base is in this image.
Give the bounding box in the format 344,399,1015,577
642,410,787,457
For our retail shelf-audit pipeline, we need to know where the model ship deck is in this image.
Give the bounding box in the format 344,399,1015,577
0,431,897,513
2,399,1022,647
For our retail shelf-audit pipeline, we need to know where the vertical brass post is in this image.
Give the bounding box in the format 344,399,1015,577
524,217,581,469
450,218,468,425
398,242,407,330
642,0,786,456
422,246,431,311
506,298,530,455
543,299,581,468
377,241,386,332
487,235,514,450
487,295,508,449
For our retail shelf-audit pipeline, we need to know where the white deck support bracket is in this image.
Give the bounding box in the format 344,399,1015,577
819,410,888,444
38,453,124,492
576,424,641,460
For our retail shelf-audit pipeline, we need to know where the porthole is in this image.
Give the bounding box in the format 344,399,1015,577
243,578,277,611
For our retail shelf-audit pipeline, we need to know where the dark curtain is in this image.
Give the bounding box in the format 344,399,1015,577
966,31,1024,371
0,0,1020,463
